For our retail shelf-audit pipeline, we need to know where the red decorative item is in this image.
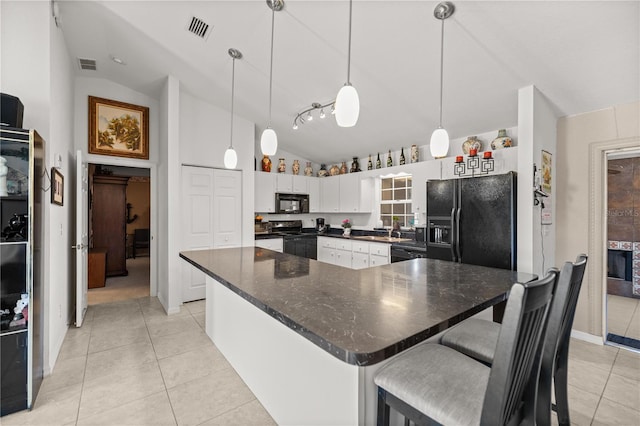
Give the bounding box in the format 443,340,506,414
469,148,478,157
455,156,463,163
483,151,493,159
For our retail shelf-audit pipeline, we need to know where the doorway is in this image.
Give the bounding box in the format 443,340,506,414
87,163,151,305
605,150,640,351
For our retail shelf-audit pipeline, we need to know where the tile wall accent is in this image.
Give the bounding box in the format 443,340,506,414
608,240,640,296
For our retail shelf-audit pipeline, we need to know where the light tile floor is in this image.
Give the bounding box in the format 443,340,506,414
607,294,640,342
3,297,639,425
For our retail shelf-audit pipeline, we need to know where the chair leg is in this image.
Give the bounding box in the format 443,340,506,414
554,346,571,426
377,388,391,426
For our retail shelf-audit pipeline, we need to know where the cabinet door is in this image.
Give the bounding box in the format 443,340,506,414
292,175,308,193
308,177,320,212
320,178,340,212
276,174,293,193
317,237,336,264
255,172,276,213
335,249,352,268
352,252,369,270
339,174,360,212
370,254,389,267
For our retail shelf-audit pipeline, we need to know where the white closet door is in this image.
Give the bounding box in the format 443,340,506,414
181,166,214,302
213,169,242,248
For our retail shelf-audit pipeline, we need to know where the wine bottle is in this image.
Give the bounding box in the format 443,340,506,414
400,148,406,165
376,153,382,169
367,155,373,170
387,150,393,167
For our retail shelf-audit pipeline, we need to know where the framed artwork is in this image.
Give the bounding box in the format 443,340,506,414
51,168,64,206
88,96,149,159
541,150,552,224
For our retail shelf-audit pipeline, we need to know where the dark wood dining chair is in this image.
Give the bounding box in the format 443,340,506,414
133,228,150,258
439,255,588,426
374,269,559,426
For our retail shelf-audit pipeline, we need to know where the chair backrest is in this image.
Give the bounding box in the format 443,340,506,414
536,254,588,424
480,269,559,426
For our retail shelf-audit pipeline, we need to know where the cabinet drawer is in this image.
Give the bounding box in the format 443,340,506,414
369,243,390,257
352,252,369,269
336,240,352,251
318,237,336,249
352,242,369,254
370,254,389,267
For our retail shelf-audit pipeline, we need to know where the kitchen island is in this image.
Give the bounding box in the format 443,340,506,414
180,247,536,425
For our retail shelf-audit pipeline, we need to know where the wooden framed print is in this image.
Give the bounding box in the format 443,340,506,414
51,167,64,206
88,96,149,159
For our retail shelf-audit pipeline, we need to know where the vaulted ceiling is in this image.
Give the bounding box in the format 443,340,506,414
57,1,639,164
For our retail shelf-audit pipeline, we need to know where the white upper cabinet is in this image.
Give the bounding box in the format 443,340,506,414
255,172,276,213
308,177,320,212
339,174,360,212
292,175,308,193
276,174,293,193
320,177,340,212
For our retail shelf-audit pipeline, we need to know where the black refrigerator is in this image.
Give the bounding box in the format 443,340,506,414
426,172,517,270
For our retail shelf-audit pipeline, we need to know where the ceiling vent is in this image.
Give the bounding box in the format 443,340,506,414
187,16,212,40
78,58,97,71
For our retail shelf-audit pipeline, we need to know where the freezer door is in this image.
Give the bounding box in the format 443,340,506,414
426,179,456,217
458,173,516,270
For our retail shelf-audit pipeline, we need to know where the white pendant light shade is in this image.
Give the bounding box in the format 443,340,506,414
430,127,449,159
224,147,238,169
335,84,360,128
261,127,278,156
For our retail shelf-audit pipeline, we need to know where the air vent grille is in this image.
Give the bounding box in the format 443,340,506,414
187,16,211,40
78,58,97,71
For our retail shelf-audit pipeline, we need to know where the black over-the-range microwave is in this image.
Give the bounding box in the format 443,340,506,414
275,193,309,214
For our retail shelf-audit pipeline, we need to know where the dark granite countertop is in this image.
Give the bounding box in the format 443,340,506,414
180,247,536,366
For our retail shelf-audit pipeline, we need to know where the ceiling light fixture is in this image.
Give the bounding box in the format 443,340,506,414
292,102,334,129
260,0,284,156
110,55,126,65
429,1,454,159
334,0,359,128
224,48,242,169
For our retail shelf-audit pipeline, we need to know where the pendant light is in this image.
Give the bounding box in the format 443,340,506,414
335,0,359,128
224,48,242,169
260,0,284,156
429,2,454,159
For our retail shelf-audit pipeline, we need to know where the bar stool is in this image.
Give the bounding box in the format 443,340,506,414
440,255,587,425
374,269,559,426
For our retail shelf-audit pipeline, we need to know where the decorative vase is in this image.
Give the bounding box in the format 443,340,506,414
350,157,360,173
462,136,483,155
292,159,300,175
0,157,8,196
399,148,406,165
367,155,373,170
340,161,348,175
411,145,419,163
343,227,351,237
277,158,286,173
318,164,328,177
261,155,272,172
330,164,340,176
304,162,313,177
491,129,512,150
387,150,393,167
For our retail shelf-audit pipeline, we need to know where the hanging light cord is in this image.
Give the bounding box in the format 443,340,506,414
438,12,445,128
346,0,353,85
229,56,236,148
267,3,275,126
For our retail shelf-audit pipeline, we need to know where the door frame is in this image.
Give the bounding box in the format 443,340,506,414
85,154,158,298
588,137,639,343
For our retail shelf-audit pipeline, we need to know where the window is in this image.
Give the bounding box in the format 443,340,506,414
380,176,412,228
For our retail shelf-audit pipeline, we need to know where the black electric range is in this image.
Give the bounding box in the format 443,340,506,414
391,227,427,262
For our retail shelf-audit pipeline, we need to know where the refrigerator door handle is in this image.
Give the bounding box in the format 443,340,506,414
450,208,456,260
455,207,462,262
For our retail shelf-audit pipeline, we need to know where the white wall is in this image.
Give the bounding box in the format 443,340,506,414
517,85,557,276
557,101,640,336
1,0,75,374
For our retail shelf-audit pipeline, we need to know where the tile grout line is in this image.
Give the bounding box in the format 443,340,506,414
73,306,95,426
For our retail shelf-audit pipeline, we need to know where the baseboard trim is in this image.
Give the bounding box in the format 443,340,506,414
570,329,603,345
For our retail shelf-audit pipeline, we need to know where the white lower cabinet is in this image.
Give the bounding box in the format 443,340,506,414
255,237,284,253
317,237,390,269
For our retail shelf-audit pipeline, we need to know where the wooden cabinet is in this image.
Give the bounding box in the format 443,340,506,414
92,175,128,277
88,248,107,288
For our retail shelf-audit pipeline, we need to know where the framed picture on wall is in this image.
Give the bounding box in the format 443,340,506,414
88,96,149,160
51,168,64,206
541,150,552,224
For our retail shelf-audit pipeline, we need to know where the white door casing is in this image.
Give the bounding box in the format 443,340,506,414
75,150,89,327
